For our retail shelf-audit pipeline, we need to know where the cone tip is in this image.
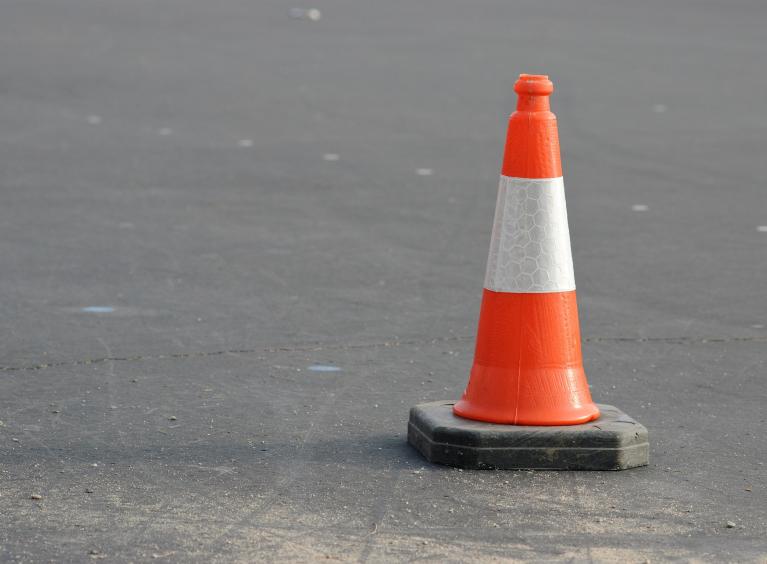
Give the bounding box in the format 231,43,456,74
514,74,554,95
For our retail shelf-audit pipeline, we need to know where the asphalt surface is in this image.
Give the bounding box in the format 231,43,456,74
1,0,766,561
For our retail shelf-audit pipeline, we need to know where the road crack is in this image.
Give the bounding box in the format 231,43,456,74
1,334,764,373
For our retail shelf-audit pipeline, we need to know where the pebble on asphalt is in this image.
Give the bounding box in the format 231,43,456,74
726,521,736,528
30,494,43,500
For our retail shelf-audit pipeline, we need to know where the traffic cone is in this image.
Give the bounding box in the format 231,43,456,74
452,74,600,426
407,74,648,470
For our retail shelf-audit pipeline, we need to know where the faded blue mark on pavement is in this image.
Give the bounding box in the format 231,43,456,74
307,365,341,372
81,306,115,313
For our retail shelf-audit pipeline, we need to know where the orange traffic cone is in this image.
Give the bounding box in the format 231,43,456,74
408,74,648,470
453,74,600,426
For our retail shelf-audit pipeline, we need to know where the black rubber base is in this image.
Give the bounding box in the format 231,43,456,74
408,401,649,470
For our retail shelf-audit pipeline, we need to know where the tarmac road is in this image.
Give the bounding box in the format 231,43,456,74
1,0,766,561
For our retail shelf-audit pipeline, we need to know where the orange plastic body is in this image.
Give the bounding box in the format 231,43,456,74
453,290,599,425
453,74,599,426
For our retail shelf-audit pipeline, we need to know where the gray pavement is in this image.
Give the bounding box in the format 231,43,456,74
1,0,766,561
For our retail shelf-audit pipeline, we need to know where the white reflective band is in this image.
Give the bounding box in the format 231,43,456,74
484,176,576,293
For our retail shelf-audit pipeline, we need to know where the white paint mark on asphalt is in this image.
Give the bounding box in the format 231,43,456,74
751,324,764,329
323,153,340,161
87,115,102,125
416,168,433,176
632,204,649,212
756,226,767,232
238,139,254,147
307,365,341,372
158,128,173,136
652,104,667,113
289,8,321,20
81,306,115,313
